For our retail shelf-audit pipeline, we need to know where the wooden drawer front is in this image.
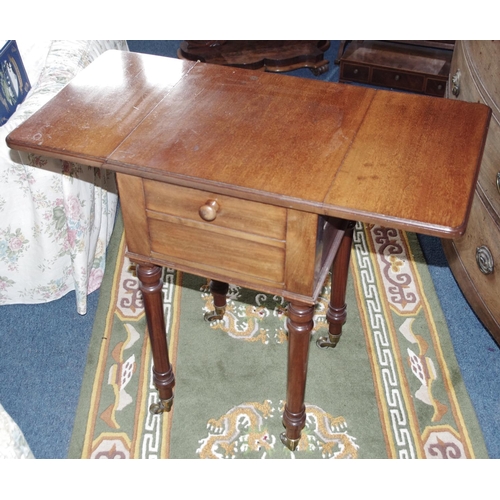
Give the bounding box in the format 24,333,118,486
448,44,500,220
341,62,370,82
143,180,286,240
143,180,287,286
453,192,500,317
425,78,447,97
478,115,500,220
465,41,500,106
148,216,286,286
371,68,424,92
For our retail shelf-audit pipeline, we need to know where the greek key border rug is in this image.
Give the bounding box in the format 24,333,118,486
69,212,487,459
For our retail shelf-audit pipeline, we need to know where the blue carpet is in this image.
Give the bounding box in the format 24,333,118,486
1,40,499,459
417,234,500,459
0,289,99,458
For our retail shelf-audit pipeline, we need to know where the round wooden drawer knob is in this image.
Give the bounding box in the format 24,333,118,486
476,245,494,275
199,200,220,221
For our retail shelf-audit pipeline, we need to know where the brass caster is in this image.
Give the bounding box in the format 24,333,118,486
149,396,174,415
316,334,340,349
280,432,300,451
204,305,225,322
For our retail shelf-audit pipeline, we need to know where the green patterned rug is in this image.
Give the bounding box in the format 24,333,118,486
69,211,487,459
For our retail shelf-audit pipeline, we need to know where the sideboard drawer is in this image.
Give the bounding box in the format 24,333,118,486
448,43,500,221
451,192,500,320
477,115,500,220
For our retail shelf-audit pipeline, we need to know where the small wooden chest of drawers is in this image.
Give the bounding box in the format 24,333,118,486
442,40,500,344
338,41,453,97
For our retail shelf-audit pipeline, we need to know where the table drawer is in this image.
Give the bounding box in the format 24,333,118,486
143,180,287,240
148,216,286,285
143,180,287,286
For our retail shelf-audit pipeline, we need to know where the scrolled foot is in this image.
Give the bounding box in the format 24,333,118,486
310,63,329,76
149,396,174,415
280,432,301,451
316,334,341,349
204,305,225,322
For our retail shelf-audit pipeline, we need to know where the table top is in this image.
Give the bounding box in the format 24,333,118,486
6,50,491,238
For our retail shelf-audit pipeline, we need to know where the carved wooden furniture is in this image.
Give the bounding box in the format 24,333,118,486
6,51,490,451
337,41,454,96
442,41,500,345
178,40,330,75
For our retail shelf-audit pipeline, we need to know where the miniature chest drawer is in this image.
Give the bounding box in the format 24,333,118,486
371,68,425,93
340,62,370,83
425,78,447,97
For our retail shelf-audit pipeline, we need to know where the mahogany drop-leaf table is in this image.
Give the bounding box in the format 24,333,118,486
6,51,491,451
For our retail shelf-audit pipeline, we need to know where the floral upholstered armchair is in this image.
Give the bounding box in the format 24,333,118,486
0,40,129,314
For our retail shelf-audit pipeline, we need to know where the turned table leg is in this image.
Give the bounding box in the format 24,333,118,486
281,300,315,451
136,263,176,414
317,220,356,349
204,280,229,322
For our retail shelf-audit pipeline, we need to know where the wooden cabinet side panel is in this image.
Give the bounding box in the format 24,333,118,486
284,210,319,297
116,173,151,256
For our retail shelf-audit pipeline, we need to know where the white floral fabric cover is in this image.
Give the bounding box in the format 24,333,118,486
0,402,34,459
0,40,128,314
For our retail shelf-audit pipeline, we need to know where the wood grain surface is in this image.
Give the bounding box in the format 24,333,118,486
7,50,491,237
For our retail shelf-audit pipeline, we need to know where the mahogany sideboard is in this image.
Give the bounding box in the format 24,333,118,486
443,40,500,345
6,51,491,451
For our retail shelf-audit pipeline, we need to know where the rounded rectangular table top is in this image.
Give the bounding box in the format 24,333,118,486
6,50,491,237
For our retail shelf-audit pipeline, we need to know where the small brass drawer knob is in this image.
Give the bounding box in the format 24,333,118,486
199,199,220,221
394,74,400,81
496,172,500,195
452,70,461,97
476,245,494,275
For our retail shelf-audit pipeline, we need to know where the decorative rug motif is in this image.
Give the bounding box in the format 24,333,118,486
69,212,487,459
